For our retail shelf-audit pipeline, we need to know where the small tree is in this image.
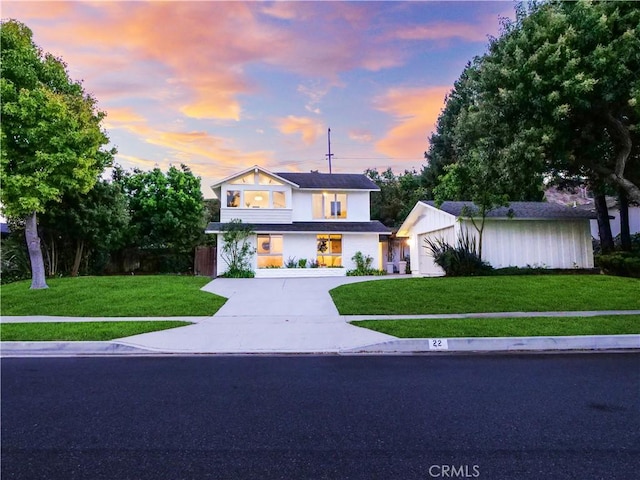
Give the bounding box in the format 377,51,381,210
220,219,255,277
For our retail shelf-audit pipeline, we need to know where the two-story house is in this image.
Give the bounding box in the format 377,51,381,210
205,165,390,277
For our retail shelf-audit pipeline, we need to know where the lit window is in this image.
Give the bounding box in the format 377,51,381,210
317,234,342,266
273,191,286,209
257,234,283,268
259,173,284,185
230,172,255,185
226,190,240,207
245,191,268,208
313,193,347,219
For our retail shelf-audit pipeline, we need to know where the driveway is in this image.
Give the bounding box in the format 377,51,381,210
117,277,396,353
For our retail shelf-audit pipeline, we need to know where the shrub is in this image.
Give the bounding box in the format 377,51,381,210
596,252,640,278
0,237,31,284
220,219,255,278
285,256,298,268
424,231,492,277
297,258,308,268
347,251,387,276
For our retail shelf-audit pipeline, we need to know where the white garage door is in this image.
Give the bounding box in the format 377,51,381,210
418,227,455,276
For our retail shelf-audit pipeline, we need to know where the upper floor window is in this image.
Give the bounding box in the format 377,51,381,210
230,171,284,186
313,193,347,219
227,190,240,207
225,190,287,208
273,191,286,209
244,190,268,208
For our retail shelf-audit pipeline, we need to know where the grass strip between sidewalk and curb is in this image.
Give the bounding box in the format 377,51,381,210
0,276,226,317
0,321,193,341
331,275,640,315
351,315,640,338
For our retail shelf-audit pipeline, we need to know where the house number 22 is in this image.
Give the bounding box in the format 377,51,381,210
429,339,449,350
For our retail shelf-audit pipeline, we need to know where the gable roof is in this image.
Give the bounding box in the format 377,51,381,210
275,172,379,190
425,201,597,219
211,165,299,190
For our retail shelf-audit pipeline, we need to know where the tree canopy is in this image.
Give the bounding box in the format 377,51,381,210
0,20,114,288
424,0,640,205
116,165,206,254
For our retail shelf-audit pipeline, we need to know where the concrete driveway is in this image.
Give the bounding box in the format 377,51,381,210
117,277,396,353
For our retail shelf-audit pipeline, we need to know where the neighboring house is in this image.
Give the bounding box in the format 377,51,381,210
397,201,596,277
205,165,390,277
544,186,640,239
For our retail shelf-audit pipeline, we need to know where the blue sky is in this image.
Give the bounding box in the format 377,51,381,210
3,1,515,197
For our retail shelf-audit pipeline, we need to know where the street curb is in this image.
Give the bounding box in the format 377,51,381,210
2,335,639,357
342,334,640,353
0,341,162,357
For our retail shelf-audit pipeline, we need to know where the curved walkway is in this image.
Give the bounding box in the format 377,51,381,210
114,277,397,353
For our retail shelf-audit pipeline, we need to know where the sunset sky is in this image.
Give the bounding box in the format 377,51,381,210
2,1,515,198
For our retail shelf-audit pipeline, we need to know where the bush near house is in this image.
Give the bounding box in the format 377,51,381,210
596,252,640,278
346,251,386,276
424,231,492,277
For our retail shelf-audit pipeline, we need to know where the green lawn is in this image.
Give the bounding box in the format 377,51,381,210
0,321,192,341
0,276,226,317
352,315,640,338
330,275,640,315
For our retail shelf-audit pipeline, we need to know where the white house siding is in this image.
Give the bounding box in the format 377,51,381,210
342,234,381,271
220,208,293,224
282,234,317,265
464,219,594,269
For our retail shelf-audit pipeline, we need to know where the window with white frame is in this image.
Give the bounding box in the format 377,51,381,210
317,234,342,266
312,193,347,219
257,234,283,268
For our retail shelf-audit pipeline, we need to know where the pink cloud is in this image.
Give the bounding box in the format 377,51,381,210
277,116,324,146
375,86,451,159
348,129,374,143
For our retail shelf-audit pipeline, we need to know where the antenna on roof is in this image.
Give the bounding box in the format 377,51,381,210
326,128,333,174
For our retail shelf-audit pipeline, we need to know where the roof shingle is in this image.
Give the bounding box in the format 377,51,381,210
425,201,597,219
275,172,379,190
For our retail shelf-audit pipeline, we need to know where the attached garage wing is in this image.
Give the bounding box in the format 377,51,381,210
418,226,455,276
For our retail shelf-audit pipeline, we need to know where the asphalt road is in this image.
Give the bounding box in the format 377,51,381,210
2,354,639,480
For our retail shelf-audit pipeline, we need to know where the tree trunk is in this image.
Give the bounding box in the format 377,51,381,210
606,113,640,204
25,212,49,289
618,190,631,251
71,239,84,277
594,194,614,254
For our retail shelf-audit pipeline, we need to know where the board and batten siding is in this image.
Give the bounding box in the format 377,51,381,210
460,219,594,269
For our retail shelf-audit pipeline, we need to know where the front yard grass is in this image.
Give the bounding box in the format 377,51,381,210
330,275,640,315
0,321,192,341
0,276,226,317
352,315,640,338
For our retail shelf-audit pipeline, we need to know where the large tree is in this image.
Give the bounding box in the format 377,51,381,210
0,20,113,288
116,165,205,254
445,1,639,203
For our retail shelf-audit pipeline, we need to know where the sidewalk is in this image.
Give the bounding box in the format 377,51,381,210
1,277,639,356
